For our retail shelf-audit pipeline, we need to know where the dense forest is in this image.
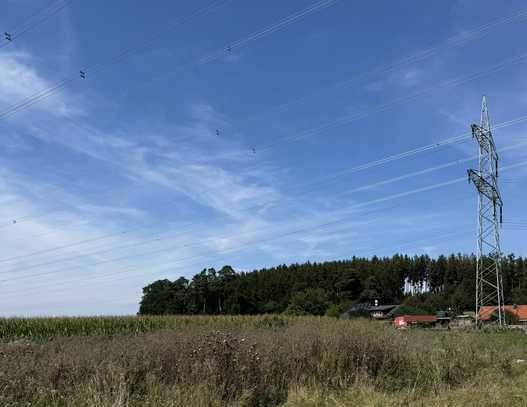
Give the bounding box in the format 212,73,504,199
138,254,527,316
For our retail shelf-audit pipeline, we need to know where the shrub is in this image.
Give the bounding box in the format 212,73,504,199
325,304,340,318
286,288,329,316
388,304,432,318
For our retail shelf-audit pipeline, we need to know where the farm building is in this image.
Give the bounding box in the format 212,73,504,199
394,315,437,328
341,303,400,319
369,304,399,320
477,305,527,324
450,313,475,328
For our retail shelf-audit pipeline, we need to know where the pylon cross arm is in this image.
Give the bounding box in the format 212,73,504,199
467,169,503,206
471,124,498,159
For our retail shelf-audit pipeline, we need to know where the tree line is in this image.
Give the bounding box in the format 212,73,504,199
138,254,527,316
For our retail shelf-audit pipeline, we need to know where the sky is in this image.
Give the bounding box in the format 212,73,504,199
1,0,527,316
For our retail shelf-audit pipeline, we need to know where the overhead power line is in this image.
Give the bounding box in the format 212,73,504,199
3,0,525,169
0,219,476,302
237,6,527,125
1,0,72,49
0,196,464,297
58,6,527,160
5,157,527,291
249,50,527,155
0,188,492,300
5,71,527,232
0,152,478,265
4,8,520,242
0,0,339,121
5,157,527,302
11,136,527,267
0,0,232,120
3,109,527,253
7,0,514,165
2,2,526,171
82,0,233,75
196,0,339,65
359,228,474,258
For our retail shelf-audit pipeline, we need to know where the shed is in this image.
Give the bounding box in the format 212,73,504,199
369,305,399,320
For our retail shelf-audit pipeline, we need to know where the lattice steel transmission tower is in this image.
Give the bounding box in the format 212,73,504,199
468,96,505,327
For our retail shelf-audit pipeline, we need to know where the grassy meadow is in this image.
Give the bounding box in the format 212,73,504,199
1,315,526,406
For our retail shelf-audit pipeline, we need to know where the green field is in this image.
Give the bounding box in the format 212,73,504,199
1,315,526,406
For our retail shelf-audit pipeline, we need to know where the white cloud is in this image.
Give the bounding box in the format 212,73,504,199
0,50,82,119
400,68,422,87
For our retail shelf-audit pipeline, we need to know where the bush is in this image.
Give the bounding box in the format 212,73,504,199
325,304,340,318
286,288,329,316
282,303,308,316
402,294,439,314
388,304,432,318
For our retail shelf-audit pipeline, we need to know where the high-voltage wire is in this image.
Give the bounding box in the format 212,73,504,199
0,186,512,301
0,0,232,120
237,6,527,125
0,202,459,297
1,139,519,267
0,0,338,121
3,111,527,257
5,87,527,233
0,224,475,302
250,51,527,155
4,157,527,292
1,0,72,49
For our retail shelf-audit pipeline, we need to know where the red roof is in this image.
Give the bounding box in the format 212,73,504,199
478,305,527,321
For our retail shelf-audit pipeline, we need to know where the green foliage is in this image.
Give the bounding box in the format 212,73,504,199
388,304,432,318
512,287,527,304
139,277,189,315
325,304,340,318
402,294,442,314
287,288,329,316
139,254,527,317
282,303,308,316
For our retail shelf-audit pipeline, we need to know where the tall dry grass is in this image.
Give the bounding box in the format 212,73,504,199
0,315,525,406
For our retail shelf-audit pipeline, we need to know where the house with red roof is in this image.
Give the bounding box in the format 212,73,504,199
478,305,527,324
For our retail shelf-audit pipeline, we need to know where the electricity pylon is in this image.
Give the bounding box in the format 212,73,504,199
468,96,505,327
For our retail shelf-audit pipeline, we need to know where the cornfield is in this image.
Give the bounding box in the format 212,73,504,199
0,314,290,340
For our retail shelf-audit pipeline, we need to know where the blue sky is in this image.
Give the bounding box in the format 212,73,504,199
1,0,527,316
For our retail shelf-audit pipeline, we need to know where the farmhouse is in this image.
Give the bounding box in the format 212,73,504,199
341,303,400,319
369,304,399,320
477,305,527,324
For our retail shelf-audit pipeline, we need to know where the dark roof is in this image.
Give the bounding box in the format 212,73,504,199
349,303,370,312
